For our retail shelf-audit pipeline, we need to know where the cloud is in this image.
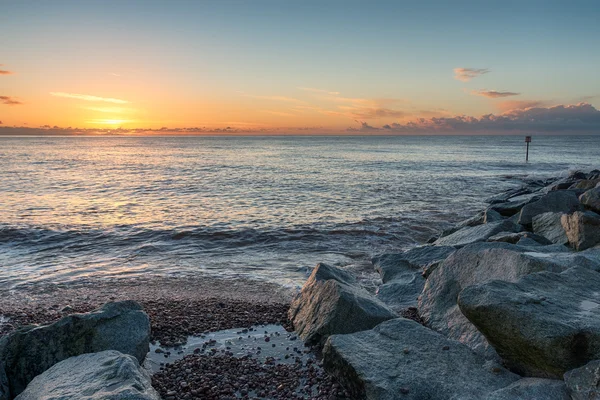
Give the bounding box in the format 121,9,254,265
496,100,548,112
347,121,380,132
0,64,14,75
0,96,22,105
261,110,296,117
297,87,340,95
83,106,135,114
471,89,520,98
454,68,490,82
239,92,304,103
50,92,130,104
370,103,600,134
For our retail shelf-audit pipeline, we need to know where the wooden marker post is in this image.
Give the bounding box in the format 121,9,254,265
525,136,531,162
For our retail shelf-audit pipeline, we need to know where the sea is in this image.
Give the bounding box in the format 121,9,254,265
1,135,599,290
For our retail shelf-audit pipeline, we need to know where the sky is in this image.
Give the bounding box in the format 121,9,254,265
1,0,600,135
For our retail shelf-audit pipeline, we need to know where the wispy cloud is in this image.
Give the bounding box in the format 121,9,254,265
239,92,304,104
50,92,130,104
297,87,340,95
496,100,548,112
0,64,14,75
261,110,296,117
471,89,520,98
83,106,135,114
0,95,22,105
454,68,490,82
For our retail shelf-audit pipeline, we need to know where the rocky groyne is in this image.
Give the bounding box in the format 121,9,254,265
289,169,600,399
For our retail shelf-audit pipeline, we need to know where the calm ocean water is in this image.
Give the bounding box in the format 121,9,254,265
1,135,599,290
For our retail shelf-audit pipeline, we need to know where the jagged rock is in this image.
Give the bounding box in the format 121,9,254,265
564,360,600,400
322,318,519,400
458,266,600,378
517,191,582,226
288,263,396,345
532,212,569,245
485,378,570,400
490,197,537,217
570,179,600,190
580,187,600,213
15,351,160,400
562,211,600,250
0,301,150,398
434,220,521,248
487,231,552,245
483,209,504,223
419,242,593,356
374,246,455,271
486,187,533,204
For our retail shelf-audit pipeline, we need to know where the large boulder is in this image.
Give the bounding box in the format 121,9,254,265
372,246,455,310
570,179,600,190
485,378,570,400
433,220,521,248
0,301,150,398
322,318,519,400
517,191,582,226
488,231,552,245
458,266,600,378
15,350,160,400
564,360,600,400
532,212,569,245
490,197,538,217
580,187,600,213
419,242,593,356
288,263,396,346
562,211,600,250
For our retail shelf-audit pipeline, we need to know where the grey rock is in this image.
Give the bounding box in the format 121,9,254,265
372,245,456,281
0,364,7,400
516,237,543,247
570,178,600,190
562,211,600,250
580,187,600,213
376,275,424,312
487,231,523,244
323,318,519,400
0,301,150,398
458,266,600,378
484,209,504,223
15,350,160,400
564,359,600,400
485,378,570,400
288,263,396,346
440,212,485,237
545,178,580,192
490,197,537,217
518,191,582,226
419,242,594,356
434,220,522,248
532,212,569,245
487,231,551,245
486,187,533,204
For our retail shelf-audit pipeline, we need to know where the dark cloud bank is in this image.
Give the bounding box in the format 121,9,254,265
1,103,600,136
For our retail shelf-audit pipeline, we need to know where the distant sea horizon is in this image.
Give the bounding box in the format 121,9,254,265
1,135,599,290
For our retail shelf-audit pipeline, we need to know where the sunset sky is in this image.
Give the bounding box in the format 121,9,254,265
1,0,600,135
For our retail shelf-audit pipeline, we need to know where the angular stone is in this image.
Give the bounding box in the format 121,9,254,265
564,360,600,400
562,211,600,250
0,301,150,398
323,318,519,400
372,245,455,281
15,351,160,400
288,263,396,346
570,179,600,190
376,274,424,312
487,231,552,245
419,242,595,356
485,378,570,400
517,191,582,226
458,267,600,378
434,220,521,248
580,187,600,213
532,212,569,245
490,196,538,217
